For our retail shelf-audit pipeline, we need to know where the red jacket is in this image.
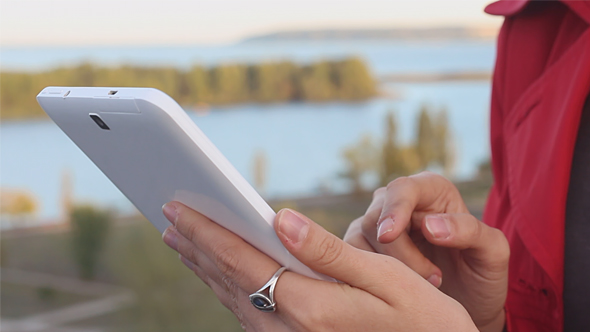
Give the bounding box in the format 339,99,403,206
483,1,590,331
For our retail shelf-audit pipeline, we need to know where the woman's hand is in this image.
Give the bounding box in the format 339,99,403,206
344,172,509,332
161,202,477,331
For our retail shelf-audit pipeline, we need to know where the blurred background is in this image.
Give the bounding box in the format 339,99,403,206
1,0,501,331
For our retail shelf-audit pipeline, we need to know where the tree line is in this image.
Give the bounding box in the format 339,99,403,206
341,105,454,193
1,57,376,119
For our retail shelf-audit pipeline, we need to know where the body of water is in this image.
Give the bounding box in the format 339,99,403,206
0,40,495,222
1,40,496,76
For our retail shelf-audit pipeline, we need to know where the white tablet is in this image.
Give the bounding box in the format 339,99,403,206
37,86,328,281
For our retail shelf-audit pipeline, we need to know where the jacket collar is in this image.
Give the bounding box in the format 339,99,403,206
485,0,530,17
485,0,590,24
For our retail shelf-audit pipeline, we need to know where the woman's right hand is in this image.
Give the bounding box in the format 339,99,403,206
344,172,509,332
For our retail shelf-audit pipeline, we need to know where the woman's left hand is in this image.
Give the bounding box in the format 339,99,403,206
161,202,477,331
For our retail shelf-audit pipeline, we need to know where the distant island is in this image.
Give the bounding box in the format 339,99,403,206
1,58,377,120
241,26,498,43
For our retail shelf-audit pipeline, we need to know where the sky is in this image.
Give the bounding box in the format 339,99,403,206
0,0,502,46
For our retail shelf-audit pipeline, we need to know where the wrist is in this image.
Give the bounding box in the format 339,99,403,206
477,309,506,332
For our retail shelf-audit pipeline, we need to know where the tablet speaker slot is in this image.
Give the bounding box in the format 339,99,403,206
89,113,110,130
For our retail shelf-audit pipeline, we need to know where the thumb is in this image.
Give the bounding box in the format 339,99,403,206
274,209,401,291
422,213,510,268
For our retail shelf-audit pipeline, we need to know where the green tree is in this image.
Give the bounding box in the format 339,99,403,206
394,146,422,176
381,111,401,184
1,58,377,119
248,62,297,102
432,107,454,175
210,64,249,104
334,57,377,100
343,106,455,194
415,105,436,169
298,61,335,101
70,205,111,280
341,135,379,194
186,65,213,104
71,63,96,86
380,111,424,182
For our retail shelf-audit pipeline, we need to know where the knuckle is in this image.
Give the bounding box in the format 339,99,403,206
383,176,416,212
181,215,200,243
184,246,201,267
212,242,242,280
416,170,436,177
373,187,386,198
314,236,344,267
415,170,444,182
387,176,412,191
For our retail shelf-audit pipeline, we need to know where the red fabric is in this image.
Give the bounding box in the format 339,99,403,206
485,0,528,16
483,1,590,331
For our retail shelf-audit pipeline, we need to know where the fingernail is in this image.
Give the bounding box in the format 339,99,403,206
425,215,450,239
162,203,178,225
162,228,179,251
377,217,394,239
179,254,196,270
427,274,442,288
277,209,310,244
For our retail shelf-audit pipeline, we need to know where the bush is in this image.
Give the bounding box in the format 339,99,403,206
36,286,57,302
70,205,111,280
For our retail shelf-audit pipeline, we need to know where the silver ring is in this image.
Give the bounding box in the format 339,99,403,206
249,267,287,312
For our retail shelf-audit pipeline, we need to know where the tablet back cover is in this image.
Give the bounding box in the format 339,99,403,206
37,87,327,281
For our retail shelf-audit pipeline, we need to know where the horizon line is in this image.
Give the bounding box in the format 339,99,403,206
1,24,500,49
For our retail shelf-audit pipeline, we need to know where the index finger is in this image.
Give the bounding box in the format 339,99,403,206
375,172,467,243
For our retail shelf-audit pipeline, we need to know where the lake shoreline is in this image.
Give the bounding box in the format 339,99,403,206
0,71,490,121
1,41,494,220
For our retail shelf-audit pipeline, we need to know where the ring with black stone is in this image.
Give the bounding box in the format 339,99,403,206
249,267,287,312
